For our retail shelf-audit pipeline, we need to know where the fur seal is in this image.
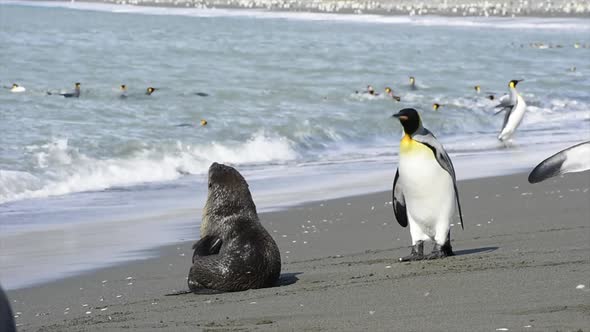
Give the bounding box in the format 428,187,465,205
0,285,16,332
187,162,281,292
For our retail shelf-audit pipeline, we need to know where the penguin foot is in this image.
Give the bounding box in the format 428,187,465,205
425,243,452,260
399,241,424,262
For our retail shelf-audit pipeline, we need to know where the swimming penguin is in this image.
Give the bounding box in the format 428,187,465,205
364,85,378,96
385,87,401,101
60,82,81,98
495,79,526,141
391,108,464,261
474,85,481,93
528,141,590,183
146,87,157,95
119,84,128,98
432,103,442,111
200,119,208,126
9,83,25,93
409,76,417,90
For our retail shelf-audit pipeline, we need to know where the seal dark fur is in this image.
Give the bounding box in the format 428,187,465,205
187,163,281,292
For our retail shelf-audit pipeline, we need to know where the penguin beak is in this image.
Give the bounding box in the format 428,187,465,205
392,113,408,121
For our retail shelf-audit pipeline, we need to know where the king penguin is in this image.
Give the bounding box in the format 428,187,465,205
60,82,81,98
392,108,464,261
496,79,526,141
528,141,590,183
9,83,26,93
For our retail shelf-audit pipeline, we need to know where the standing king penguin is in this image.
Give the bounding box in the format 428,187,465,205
496,79,526,141
392,108,464,261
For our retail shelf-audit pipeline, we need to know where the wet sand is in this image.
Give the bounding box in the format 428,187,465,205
6,172,590,331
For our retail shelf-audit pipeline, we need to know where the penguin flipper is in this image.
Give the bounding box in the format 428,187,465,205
0,286,16,332
528,141,590,183
392,169,408,227
413,130,465,230
501,106,513,130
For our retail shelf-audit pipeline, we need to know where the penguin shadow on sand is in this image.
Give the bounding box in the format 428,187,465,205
453,246,498,257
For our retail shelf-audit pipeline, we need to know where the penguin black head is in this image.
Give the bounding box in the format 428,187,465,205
392,108,421,135
385,87,392,94
75,82,81,88
12,83,18,88
432,103,441,111
474,85,481,93
120,84,127,90
146,87,156,95
409,76,415,85
487,95,495,101
509,79,523,88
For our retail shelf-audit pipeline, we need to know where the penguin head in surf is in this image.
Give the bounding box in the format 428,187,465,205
409,76,415,85
474,85,481,93
392,108,421,136
432,103,442,111
508,79,523,88
120,84,127,91
75,82,81,88
146,87,156,95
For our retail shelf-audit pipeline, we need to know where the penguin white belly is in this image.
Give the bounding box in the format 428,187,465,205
498,94,526,141
399,139,455,239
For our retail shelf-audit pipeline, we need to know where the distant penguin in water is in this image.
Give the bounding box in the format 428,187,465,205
9,83,25,93
409,76,417,90
58,82,81,98
391,108,464,261
146,87,157,95
200,119,208,126
0,285,16,332
528,141,590,183
474,85,481,94
495,79,526,141
119,84,128,98
364,85,378,96
432,103,442,111
385,87,401,101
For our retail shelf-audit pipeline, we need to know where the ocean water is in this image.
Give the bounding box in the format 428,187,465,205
1,1,589,289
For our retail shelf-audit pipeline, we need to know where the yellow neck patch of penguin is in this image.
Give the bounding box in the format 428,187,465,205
509,81,515,88
400,134,432,156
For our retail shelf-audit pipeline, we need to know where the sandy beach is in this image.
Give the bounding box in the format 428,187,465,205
6,171,589,331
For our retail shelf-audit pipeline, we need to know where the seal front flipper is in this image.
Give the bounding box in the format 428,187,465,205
192,235,223,257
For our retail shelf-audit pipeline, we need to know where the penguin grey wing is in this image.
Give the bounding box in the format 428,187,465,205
392,169,408,227
500,106,513,130
495,94,512,108
528,141,590,183
413,130,465,229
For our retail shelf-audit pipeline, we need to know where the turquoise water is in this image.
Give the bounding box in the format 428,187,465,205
1,1,589,289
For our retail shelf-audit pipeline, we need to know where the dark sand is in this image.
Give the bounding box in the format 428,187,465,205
7,172,590,331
